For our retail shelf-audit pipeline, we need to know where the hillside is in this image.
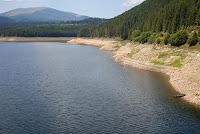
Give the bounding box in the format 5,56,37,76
0,7,89,22
0,16,15,24
0,18,106,37
92,0,200,39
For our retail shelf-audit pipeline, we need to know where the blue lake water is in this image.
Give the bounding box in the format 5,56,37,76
0,42,200,134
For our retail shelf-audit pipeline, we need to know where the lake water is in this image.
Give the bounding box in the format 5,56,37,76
0,42,200,134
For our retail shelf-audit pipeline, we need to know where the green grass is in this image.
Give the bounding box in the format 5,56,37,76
127,51,135,58
169,59,183,68
158,51,170,58
151,59,165,65
158,50,186,59
151,58,183,68
127,49,139,58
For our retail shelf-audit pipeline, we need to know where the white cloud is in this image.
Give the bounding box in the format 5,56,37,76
123,0,145,7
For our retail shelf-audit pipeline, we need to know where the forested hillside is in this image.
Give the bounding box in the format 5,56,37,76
0,18,106,37
0,16,15,24
92,0,200,39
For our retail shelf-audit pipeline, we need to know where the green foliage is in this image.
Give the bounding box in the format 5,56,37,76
156,37,163,44
127,52,134,58
127,49,139,58
79,28,91,37
158,50,186,59
169,30,188,46
147,33,166,44
151,59,165,65
158,51,170,58
0,18,106,37
188,32,199,46
135,32,151,43
163,33,170,45
148,33,157,44
129,30,141,40
169,59,183,68
93,0,200,39
198,29,200,37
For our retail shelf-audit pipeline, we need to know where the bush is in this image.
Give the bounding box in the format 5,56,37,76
147,33,165,45
156,37,163,44
129,30,141,40
135,32,151,43
169,30,188,47
188,32,198,46
163,33,170,45
148,33,157,44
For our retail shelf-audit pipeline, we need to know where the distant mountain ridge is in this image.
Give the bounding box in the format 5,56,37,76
0,16,14,24
0,7,89,22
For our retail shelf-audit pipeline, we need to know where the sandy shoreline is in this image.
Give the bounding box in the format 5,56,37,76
0,37,72,42
68,38,200,107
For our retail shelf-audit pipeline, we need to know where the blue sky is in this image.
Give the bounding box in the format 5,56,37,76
0,0,145,18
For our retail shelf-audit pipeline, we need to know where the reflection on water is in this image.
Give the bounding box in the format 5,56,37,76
0,42,200,134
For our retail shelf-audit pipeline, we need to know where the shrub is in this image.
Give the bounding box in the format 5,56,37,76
148,33,157,44
156,37,163,44
148,33,165,45
169,30,188,47
129,30,141,40
163,33,170,45
135,32,151,43
132,30,141,38
188,32,198,46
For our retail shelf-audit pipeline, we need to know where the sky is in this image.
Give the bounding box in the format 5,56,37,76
0,0,145,18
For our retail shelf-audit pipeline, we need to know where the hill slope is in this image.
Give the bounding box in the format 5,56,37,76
1,7,89,22
93,0,200,39
0,18,106,37
0,16,15,24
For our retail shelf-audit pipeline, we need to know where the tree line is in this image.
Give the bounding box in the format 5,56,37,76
0,18,106,37
90,0,200,46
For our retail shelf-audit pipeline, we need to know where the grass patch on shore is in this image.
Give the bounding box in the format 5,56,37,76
151,58,183,68
127,51,135,58
158,50,186,59
151,59,165,65
152,50,185,68
127,49,139,58
169,59,183,68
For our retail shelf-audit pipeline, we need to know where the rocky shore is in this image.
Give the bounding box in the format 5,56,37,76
69,38,200,107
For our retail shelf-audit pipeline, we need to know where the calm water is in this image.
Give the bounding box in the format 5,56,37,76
0,42,200,134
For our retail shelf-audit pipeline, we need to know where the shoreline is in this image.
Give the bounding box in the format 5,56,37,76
0,37,73,43
68,38,200,107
